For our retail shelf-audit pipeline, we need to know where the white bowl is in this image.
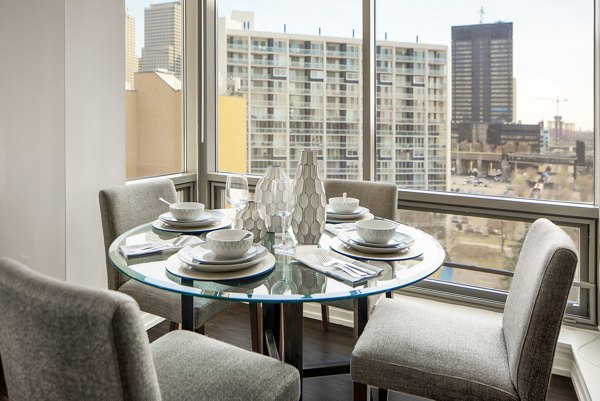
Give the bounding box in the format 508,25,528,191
328,197,359,214
169,202,205,222
206,229,254,259
356,220,397,244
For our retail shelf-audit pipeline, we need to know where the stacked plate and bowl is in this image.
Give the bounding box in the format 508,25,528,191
326,195,374,223
152,202,231,233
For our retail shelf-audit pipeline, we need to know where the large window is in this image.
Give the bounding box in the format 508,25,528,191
125,0,185,180
216,1,362,178
376,0,594,203
205,0,598,327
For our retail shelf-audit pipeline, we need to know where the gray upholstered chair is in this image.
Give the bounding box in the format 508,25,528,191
99,179,230,333
323,179,398,221
0,257,300,401
351,218,578,401
321,179,398,332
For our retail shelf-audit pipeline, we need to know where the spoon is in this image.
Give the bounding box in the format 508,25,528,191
342,192,347,203
159,197,172,206
233,231,253,241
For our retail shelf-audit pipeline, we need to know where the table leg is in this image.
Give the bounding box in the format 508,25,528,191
262,303,281,358
249,303,262,353
283,303,303,399
180,278,194,331
354,297,368,339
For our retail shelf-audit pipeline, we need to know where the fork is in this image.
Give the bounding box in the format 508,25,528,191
315,251,366,278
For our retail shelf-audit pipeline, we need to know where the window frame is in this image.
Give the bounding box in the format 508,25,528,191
197,0,599,328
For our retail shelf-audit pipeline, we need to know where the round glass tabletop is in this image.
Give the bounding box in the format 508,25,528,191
108,213,445,304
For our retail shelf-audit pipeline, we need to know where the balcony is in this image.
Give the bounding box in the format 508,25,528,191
289,47,324,56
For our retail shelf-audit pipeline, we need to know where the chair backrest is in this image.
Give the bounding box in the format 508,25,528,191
0,257,161,401
99,179,177,290
502,218,578,401
323,179,398,220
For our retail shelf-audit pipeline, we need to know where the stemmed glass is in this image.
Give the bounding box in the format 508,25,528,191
226,174,249,221
271,178,296,255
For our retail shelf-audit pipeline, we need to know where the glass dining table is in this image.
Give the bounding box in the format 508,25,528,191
108,210,445,396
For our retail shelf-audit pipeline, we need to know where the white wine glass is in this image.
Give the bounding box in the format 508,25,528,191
226,174,249,215
271,179,296,255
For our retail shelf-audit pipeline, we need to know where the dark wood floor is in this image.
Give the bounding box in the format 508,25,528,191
148,303,578,401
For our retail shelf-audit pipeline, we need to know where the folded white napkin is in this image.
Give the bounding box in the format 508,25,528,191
119,236,202,258
293,246,383,283
324,223,356,236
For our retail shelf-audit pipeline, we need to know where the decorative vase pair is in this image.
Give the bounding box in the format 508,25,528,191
254,150,327,245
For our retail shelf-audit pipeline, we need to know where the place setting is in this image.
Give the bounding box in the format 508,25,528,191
165,229,276,281
326,193,374,224
151,199,232,234
329,219,424,261
293,247,385,285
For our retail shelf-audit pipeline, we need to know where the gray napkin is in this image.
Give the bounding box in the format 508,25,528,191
119,236,201,258
293,246,382,283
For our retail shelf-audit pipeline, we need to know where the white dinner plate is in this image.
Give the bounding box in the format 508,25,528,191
152,216,231,234
329,237,424,261
159,211,224,228
187,243,267,265
166,253,276,281
177,246,269,272
326,206,370,219
340,231,415,249
326,212,374,224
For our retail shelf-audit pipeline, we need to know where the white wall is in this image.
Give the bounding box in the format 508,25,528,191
0,0,125,288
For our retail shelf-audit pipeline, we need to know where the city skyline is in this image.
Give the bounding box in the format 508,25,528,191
126,0,593,130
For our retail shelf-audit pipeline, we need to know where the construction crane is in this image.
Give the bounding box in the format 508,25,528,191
537,96,568,116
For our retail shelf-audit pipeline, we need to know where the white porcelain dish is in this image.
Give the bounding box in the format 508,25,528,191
188,243,267,265
338,232,414,254
168,252,275,279
328,197,360,214
356,220,398,244
159,211,223,228
169,202,205,222
206,229,253,259
329,237,424,261
177,245,268,272
342,231,414,249
326,206,369,219
326,212,374,224
152,215,231,234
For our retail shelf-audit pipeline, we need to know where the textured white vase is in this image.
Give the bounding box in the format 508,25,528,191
291,149,327,245
234,194,267,243
255,165,289,233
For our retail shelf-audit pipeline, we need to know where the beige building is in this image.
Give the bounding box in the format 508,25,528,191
125,10,138,89
126,73,248,180
126,71,183,179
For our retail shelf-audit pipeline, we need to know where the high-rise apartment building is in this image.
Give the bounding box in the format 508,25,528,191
219,14,449,190
140,1,182,78
452,22,513,124
125,10,138,89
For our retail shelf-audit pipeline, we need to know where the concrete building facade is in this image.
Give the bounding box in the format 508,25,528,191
219,14,449,191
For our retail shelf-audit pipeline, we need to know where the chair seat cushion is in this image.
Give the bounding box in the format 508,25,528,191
352,298,519,401
119,280,231,329
151,330,300,401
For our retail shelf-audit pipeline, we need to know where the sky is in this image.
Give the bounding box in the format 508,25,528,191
126,0,595,131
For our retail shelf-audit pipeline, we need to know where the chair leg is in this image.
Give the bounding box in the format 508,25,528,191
321,304,330,331
354,382,368,401
194,325,205,335
378,388,388,401
169,321,180,331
